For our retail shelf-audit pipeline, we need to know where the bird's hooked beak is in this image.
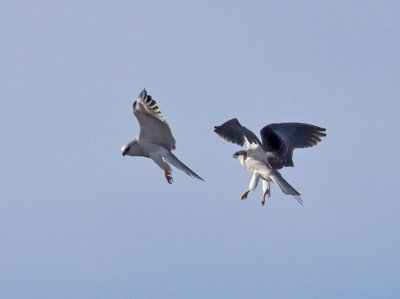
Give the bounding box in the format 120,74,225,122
121,145,129,156
233,150,246,159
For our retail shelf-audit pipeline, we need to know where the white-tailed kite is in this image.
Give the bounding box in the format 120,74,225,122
214,118,326,205
121,89,204,183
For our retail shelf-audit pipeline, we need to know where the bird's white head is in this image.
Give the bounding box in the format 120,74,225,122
233,150,247,161
121,144,129,156
121,139,142,157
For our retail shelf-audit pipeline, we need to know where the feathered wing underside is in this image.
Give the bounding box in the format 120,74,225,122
214,118,261,148
133,89,176,150
261,122,326,168
261,122,326,150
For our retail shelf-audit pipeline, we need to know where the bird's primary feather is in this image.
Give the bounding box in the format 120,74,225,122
260,123,326,168
133,89,176,150
214,118,261,147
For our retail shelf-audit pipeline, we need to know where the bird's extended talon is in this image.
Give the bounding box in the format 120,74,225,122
241,190,250,200
164,171,173,184
261,191,269,205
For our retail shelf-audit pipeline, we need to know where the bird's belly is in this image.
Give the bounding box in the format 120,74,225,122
244,157,271,175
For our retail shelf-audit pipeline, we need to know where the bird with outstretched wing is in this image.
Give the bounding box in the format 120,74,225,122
214,118,326,205
121,89,204,183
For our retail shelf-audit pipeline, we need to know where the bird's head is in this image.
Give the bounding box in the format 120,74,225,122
121,144,130,156
121,139,141,157
233,150,247,160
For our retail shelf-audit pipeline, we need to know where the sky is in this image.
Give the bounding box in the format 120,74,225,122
1,1,400,298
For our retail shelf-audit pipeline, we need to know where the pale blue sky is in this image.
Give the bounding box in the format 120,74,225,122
1,1,400,298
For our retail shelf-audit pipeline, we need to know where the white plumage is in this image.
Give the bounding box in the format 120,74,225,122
214,118,326,205
121,89,204,183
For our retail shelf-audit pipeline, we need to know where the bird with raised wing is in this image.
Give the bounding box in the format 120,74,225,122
121,89,204,183
214,118,326,205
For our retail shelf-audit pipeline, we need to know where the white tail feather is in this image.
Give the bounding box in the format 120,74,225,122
164,152,204,181
270,171,303,205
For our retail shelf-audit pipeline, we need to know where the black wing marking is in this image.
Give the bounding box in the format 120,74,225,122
261,123,326,168
133,89,166,122
214,118,261,147
261,123,326,151
132,88,176,150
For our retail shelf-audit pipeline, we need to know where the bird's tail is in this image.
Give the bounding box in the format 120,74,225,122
163,152,205,181
270,170,303,205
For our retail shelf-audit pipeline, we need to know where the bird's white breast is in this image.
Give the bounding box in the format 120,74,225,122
242,154,272,179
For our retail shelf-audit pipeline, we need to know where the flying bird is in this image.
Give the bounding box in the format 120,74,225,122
214,118,326,205
121,89,204,183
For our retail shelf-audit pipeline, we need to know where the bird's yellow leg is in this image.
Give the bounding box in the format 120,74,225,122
241,190,250,200
261,189,270,206
164,170,173,184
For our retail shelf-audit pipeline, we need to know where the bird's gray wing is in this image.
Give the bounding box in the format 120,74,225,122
260,123,326,168
214,118,262,149
133,89,176,150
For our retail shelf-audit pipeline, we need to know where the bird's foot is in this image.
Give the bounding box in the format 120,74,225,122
261,190,270,206
164,171,173,184
241,190,250,200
